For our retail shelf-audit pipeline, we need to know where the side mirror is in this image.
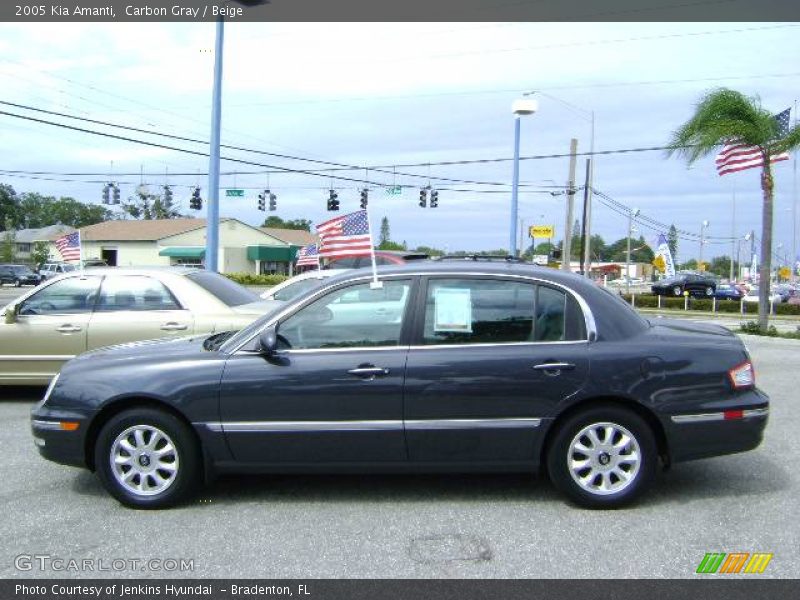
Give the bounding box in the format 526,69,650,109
258,325,278,356
4,305,17,324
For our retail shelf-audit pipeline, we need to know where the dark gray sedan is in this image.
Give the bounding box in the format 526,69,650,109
31,262,768,509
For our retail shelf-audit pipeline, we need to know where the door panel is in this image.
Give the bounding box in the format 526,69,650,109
219,349,408,462
0,276,101,382
404,343,589,462
87,275,194,348
218,278,415,463
403,276,590,463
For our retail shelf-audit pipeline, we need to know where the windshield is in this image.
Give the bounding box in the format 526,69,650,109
272,278,326,302
11,266,33,274
185,271,259,307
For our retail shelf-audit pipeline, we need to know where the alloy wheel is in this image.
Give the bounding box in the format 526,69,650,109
567,422,641,496
109,425,179,497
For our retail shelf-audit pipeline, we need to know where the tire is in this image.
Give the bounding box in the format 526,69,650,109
94,407,201,509
672,286,682,296
547,405,657,509
14,279,21,287
705,286,714,296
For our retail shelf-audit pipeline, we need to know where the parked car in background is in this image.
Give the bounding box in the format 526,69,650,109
1,267,281,385
0,264,41,287
774,284,793,303
32,263,768,510
742,286,782,305
260,269,346,302
38,262,77,280
651,273,717,297
713,283,744,301
324,250,428,270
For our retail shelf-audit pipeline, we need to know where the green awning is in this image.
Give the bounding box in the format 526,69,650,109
159,246,206,258
247,245,299,262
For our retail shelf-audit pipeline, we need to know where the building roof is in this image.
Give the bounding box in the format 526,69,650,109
14,224,76,243
80,218,209,241
260,227,317,246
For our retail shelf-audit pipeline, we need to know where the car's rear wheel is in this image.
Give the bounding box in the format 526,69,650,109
95,408,200,509
672,285,682,296
547,406,657,508
14,279,21,287
705,286,714,296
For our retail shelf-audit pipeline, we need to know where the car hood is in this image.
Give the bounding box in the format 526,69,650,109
71,333,213,364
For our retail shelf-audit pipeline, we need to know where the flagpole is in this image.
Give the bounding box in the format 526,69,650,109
365,206,381,289
78,230,84,275
793,99,797,282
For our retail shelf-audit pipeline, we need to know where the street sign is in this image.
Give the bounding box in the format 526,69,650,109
529,225,555,238
225,189,245,197
385,186,402,195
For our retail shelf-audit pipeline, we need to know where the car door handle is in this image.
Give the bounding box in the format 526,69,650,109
347,366,390,379
56,324,82,333
533,362,576,375
160,322,189,331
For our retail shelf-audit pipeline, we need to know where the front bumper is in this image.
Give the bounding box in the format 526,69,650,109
30,404,96,468
665,388,769,463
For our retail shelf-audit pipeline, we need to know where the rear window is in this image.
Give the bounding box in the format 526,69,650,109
185,271,259,307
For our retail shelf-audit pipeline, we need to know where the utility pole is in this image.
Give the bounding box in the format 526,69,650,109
205,16,224,272
730,188,736,282
581,112,595,277
579,159,591,275
562,138,578,272
626,208,640,295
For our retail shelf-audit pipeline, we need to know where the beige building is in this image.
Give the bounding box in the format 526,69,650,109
10,224,77,264
79,218,304,275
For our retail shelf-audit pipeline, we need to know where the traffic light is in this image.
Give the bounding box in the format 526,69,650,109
112,184,120,204
163,185,173,203
418,188,427,208
327,189,339,211
102,183,111,204
429,189,438,208
190,187,202,210
257,190,266,211
268,192,277,211
359,188,368,209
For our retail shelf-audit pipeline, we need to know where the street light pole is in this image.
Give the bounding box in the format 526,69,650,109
699,220,709,272
626,207,640,295
205,17,224,273
509,98,537,258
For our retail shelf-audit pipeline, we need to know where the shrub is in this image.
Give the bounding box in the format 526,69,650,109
224,272,289,286
619,293,800,316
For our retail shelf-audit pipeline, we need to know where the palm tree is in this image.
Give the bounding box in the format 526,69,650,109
668,88,800,332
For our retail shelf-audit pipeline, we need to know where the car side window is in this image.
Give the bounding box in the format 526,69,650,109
18,277,102,316
421,279,586,345
278,279,411,349
95,276,181,312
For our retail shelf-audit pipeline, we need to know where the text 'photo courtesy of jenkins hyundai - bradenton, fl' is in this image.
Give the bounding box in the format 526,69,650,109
28,262,768,510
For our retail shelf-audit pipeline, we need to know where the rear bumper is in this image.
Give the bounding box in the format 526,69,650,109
665,389,769,463
30,405,95,469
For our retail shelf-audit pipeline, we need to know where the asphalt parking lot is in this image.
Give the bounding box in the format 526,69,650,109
0,334,796,579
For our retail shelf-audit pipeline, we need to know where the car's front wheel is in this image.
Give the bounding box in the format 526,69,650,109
14,279,21,287
95,408,201,509
547,405,657,509
672,285,682,296
705,286,714,296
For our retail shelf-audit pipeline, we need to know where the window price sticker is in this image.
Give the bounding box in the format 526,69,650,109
433,288,472,333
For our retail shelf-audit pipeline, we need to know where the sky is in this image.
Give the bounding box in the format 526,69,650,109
0,21,798,264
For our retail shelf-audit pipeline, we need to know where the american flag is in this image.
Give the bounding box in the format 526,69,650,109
316,210,372,258
296,243,320,267
55,231,81,261
716,108,792,176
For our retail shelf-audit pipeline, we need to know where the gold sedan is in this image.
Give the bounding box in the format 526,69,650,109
0,267,280,385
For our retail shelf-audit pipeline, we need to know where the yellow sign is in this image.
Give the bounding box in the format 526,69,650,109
779,266,791,280
652,255,666,272
529,225,555,238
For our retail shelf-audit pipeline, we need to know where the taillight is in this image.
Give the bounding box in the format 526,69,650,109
729,360,755,389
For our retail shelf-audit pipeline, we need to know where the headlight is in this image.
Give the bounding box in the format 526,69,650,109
42,372,60,405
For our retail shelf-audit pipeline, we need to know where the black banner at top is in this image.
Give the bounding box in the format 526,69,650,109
2,0,798,22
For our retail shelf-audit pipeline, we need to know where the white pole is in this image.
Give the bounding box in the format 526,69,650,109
365,207,381,289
